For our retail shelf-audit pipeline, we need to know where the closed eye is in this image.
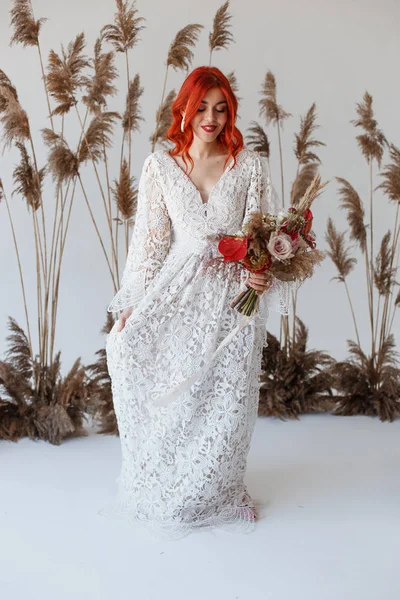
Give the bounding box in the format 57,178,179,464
197,109,225,113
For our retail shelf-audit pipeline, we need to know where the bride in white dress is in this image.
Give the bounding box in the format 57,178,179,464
99,66,294,540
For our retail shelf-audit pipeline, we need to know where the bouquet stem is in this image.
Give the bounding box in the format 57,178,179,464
230,285,259,317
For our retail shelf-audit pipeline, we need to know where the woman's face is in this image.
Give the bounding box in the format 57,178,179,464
187,87,229,144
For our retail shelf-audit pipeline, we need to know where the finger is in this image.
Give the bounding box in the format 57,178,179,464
248,277,267,286
248,283,265,292
251,275,270,284
250,279,273,290
250,278,273,289
248,276,266,285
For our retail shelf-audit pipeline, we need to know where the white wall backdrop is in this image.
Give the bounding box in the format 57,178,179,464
0,0,399,372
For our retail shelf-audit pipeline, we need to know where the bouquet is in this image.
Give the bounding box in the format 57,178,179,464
218,174,327,316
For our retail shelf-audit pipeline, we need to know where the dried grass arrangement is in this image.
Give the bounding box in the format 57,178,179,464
247,72,333,418
0,1,237,441
0,318,89,444
325,93,400,421
259,318,335,419
84,313,117,436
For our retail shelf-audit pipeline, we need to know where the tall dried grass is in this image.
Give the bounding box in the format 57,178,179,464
0,0,237,440
246,72,334,416
325,93,400,421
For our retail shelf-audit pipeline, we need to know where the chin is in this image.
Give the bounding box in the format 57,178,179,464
195,130,221,143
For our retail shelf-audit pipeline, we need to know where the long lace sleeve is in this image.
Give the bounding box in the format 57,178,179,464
241,151,301,315
107,154,171,314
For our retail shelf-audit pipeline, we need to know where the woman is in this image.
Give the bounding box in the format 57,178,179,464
100,66,294,540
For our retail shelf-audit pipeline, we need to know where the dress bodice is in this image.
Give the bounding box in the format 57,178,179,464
107,147,280,314
153,148,253,243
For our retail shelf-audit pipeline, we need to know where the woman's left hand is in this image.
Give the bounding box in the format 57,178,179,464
247,272,273,295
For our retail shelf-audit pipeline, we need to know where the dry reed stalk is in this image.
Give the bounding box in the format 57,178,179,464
151,23,203,152
377,143,400,345
246,121,270,157
118,74,143,262
112,159,137,254
0,71,51,372
259,70,293,344
6,6,89,368
43,128,117,289
225,71,240,101
0,318,90,444
291,104,324,204
10,0,54,129
75,108,120,283
84,312,118,435
325,218,360,346
2,1,154,439
77,173,117,288
208,1,234,66
12,143,47,360
326,93,400,420
259,70,291,208
0,181,33,358
349,92,388,365
331,335,400,422
270,101,325,355
259,318,335,418
102,2,146,283
101,0,145,174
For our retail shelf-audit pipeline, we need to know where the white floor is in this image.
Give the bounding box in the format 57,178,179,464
0,413,399,600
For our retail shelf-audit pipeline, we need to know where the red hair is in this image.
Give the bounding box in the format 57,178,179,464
166,66,244,173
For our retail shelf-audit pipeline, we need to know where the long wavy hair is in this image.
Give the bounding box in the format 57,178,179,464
166,66,244,174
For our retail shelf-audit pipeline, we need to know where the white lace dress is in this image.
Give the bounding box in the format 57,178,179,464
99,147,294,540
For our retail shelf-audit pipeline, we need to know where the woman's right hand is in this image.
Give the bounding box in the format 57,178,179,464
117,306,133,332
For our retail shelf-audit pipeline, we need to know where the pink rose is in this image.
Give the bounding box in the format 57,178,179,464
267,231,297,261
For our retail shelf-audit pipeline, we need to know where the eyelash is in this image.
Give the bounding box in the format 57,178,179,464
197,109,226,113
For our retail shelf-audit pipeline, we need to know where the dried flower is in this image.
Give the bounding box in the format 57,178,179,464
350,91,387,167
112,158,137,220
42,128,79,186
325,218,356,282
0,77,30,148
378,143,400,206
78,111,120,164
291,163,319,207
10,0,47,47
150,89,176,148
226,71,240,98
373,231,395,296
259,71,292,127
209,1,234,55
13,142,45,211
167,24,203,71
82,38,118,113
122,74,144,133
294,103,325,165
47,33,90,116
101,0,145,53
246,121,270,158
336,177,367,253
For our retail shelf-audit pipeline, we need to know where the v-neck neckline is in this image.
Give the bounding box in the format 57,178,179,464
163,149,243,205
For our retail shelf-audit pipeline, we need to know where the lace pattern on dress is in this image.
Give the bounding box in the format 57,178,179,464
107,154,171,313
99,148,297,540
